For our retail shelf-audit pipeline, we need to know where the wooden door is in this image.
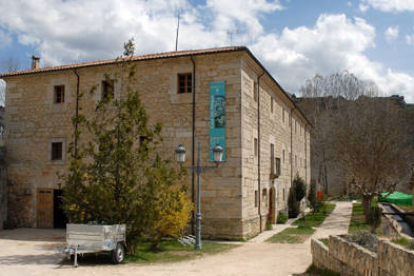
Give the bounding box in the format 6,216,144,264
37,189,54,228
268,187,275,223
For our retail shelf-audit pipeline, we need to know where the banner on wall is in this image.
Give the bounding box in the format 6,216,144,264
209,81,226,161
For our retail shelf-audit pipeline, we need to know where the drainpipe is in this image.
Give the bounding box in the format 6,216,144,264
73,70,80,158
257,72,265,232
290,107,297,186
190,56,196,235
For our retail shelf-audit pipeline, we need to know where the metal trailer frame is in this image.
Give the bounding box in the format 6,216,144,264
64,223,126,267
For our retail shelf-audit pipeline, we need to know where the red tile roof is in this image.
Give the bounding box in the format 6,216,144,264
0,46,246,78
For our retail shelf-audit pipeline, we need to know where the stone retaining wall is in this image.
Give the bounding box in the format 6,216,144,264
311,235,414,276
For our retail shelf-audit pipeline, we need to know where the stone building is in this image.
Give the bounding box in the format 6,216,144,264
0,46,311,239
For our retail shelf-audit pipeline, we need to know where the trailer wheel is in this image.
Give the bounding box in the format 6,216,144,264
112,243,125,264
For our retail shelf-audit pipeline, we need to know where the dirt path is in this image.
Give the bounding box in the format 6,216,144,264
0,202,352,276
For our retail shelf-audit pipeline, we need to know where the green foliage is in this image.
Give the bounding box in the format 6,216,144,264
392,237,414,251
288,187,300,218
265,221,273,230
293,174,307,202
308,180,318,213
293,203,335,228
319,238,329,247
61,39,192,249
367,206,382,234
276,212,288,224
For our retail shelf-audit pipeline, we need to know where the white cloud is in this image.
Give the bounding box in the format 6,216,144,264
406,33,414,45
347,2,353,7
384,25,399,42
359,3,370,12
362,0,414,12
0,1,413,103
0,29,12,48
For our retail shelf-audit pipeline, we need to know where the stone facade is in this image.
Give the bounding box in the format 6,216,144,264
312,235,414,276
0,47,311,239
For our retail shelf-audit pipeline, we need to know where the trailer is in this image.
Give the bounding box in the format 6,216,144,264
64,223,126,267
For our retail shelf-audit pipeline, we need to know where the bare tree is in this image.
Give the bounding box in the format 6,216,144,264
297,72,412,221
0,57,26,106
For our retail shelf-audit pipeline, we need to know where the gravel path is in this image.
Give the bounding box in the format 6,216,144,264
0,202,352,276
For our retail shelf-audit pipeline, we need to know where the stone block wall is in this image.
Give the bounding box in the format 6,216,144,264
312,235,414,276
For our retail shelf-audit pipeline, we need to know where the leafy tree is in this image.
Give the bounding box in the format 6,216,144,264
61,39,192,249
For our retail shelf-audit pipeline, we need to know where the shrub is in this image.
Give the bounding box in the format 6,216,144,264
288,188,300,218
293,174,307,202
265,221,273,230
308,180,317,213
277,212,288,224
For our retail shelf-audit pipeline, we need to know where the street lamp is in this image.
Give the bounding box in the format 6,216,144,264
175,142,223,250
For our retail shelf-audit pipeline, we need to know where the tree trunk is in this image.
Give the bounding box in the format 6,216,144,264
362,195,372,223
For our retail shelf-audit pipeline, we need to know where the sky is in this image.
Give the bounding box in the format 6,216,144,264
0,0,414,102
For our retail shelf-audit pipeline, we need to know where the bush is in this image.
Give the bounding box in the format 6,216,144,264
265,221,273,230
293,174,307,202
288,188,300,218
308,180,317,213
277,212,288,224
367,206,382,234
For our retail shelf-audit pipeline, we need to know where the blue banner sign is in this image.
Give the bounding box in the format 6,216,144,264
209,81,226,161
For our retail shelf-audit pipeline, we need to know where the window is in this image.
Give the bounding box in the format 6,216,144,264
270,143,275,174
283,188,285,201
283,149,285,163
102,80,115,99
254,138,258,156
54,85,65,103
271,97,274,113
255,190,258,207
178,73,192,94
295,155,297,167
51,142,63,161
295,120,297,134
282,108,285,122
262,188,267,197
276,158,281,176
253,81,258,101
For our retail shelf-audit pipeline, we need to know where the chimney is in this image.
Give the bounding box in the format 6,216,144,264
31,55,40,69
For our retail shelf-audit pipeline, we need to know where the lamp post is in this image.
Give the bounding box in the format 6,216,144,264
175,142,223,250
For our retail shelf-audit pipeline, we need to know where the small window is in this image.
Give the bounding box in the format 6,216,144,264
282,108,285,122
54,85,65,103
102,80,115,99
255,190,258,207
276,158,281,176
254,138,258,156
271,97,274,113
283,149,285,163
178,73,192,94
283,188,286,201
253,81,258,101
295,155,297,167
51,142,62,160
262,188,267,197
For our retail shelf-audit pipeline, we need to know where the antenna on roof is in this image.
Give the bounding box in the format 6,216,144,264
227,29,238,46
175,10,180,51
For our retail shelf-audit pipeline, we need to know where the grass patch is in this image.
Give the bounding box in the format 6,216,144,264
125,240,239,264
266,226,315,244
305,264,340,276
391,237,414,251
349,203,371,233
293,203,335,228
64,240,239,265
319,238,329,247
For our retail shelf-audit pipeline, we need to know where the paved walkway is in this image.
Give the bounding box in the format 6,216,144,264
0,202,353,276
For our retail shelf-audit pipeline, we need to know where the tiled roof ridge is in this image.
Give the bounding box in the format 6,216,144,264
0,46,246,78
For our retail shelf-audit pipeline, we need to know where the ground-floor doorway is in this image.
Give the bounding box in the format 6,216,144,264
37,188,67,229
